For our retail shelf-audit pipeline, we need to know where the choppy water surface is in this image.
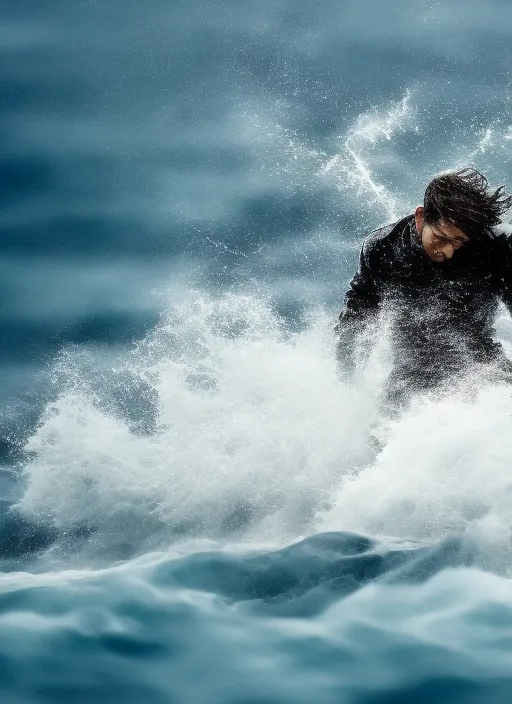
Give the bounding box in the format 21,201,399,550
3,0,512,701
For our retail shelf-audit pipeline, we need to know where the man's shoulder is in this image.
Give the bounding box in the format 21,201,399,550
492,222,512,239
484,223,512,255
362,215,413,258
486,223,512,268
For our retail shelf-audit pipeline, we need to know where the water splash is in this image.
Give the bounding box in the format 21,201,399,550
320,371,512,571
17,293,379,551
321,92,413,221
16,288,512,572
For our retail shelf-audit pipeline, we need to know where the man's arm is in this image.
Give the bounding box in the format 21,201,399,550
495,225,512,315
335,239,381,378
488,226,512,378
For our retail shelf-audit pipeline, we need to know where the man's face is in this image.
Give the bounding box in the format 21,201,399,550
415,206,469,262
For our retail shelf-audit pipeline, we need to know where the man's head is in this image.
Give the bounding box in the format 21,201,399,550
415,167,512,262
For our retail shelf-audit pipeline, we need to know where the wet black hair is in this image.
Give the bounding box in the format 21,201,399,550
423,167,512,238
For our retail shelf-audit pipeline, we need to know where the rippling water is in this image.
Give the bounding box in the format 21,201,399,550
3,0,512,701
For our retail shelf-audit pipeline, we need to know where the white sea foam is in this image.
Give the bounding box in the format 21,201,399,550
320,310,512,566
17,294,380,545
321,381,512,535
16,289,512,568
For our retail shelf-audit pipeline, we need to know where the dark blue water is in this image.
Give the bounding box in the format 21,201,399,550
3,0,512,701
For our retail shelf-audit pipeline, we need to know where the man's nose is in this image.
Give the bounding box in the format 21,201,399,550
443,243,455,259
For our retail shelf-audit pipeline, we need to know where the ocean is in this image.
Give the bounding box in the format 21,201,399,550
3,0,512,701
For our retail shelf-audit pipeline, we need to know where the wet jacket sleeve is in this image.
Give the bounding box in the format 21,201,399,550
496,229,512,315
501,234,512,315
335,239,381,376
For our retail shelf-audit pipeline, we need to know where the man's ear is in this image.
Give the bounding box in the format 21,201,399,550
415,206,424,232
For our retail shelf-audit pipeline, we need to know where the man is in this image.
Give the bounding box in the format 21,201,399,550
335,168,512,405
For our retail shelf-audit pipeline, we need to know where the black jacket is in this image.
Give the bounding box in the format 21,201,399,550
336,215,512,385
